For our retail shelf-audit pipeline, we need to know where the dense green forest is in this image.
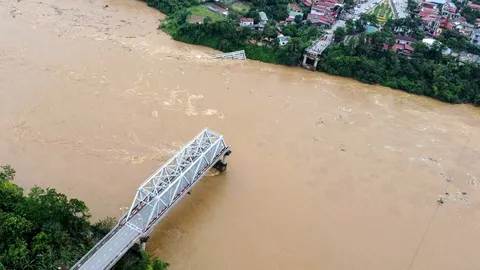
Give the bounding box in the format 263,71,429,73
322,30,480,104
142,0,480,105
0,165,168,270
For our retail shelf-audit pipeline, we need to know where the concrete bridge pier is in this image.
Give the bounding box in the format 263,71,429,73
213,149,232,172
139,236,149,250
302,52,320,71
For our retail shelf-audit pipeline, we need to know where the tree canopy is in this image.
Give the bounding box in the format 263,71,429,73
0,165,168,270
319,31,480,105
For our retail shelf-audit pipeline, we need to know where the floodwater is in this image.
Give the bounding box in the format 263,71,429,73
1,0,480,269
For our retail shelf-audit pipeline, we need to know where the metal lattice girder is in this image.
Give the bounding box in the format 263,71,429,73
70,128,230,270
124,128,228,232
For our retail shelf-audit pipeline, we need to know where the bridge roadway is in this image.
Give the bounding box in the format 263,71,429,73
74,209,146,269
71,129,230,270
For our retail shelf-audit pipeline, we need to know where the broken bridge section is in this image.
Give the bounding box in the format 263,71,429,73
71,128,231,270
211,50,247,60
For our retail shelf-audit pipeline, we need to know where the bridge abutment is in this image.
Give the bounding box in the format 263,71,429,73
302,52,320,71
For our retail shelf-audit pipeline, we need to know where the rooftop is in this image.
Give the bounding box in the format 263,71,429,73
392,43,415,52
240,17,254,23
426,0,447,4
188,15,205,24
288,3,302,11
395,35,418,42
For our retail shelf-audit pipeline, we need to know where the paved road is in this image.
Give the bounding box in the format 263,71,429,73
392,0,409,18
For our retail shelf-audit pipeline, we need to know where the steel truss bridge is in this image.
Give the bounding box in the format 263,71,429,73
211,50,247,60
71,129,231,270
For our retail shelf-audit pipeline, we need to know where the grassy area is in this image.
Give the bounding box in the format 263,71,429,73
370,1,394,20
230,2,251,15
188,5,226,21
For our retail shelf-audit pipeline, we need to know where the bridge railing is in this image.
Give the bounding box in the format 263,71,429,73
124,129,227,232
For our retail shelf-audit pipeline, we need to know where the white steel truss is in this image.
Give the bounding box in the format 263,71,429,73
124,128,230,232
71,128,230,270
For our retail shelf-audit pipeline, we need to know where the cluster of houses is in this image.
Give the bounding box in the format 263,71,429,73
378,0,480,58
236,0,341,46
280,0,340,28
417,0,480,47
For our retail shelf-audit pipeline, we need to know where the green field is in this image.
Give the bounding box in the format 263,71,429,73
188,5,226,21
230,2,251,15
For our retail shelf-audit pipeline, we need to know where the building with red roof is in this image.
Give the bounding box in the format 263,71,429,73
287,3,302,11
239,17,254,27
299,0,312,7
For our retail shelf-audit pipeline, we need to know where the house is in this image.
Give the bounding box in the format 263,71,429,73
441,2,459,19
287,3,304,18
420,1,437,9
419,7,442,35
259,11,268,24
476,18,480,28
471,28,480,46
239,17,254,27
287,3,302,12
278,34,291,46
384,43,415,56
280,17,296,25
307,13,335,28
392,43,415,56
395,35,418,45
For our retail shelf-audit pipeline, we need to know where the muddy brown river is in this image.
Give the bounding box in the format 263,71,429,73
1,0,480,269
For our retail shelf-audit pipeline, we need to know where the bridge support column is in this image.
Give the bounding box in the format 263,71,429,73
302,54,307,66
213,150,232,172
313,59,319,70
139,236,149,250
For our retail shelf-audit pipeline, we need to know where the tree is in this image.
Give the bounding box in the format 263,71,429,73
407,0,417,15
462,6,480,24
294,15,303,24
0,165,170,270
334,27,346,43
227,10,240,22
345,19,355,34
344,0,355,11
264,24,277,38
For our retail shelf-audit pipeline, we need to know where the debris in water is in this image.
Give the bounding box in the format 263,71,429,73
467,173,478,187
440,171,452,182
437,191,470,206
315,118,325,128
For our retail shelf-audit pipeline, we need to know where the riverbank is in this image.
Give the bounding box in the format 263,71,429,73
2,0,480,269
148,1,480,105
